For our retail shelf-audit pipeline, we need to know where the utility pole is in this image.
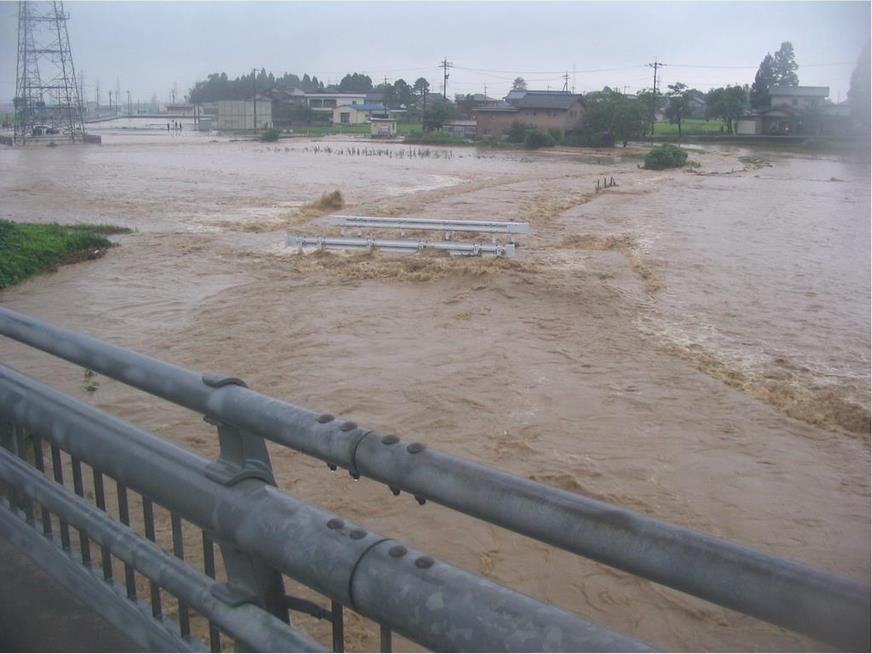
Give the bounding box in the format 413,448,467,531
572,63,576,94
251,68,257,131
647,59,664,135
562,71,570,93
127,89,131,116
483,82,487,100
108,90,112,114
439,58,452,100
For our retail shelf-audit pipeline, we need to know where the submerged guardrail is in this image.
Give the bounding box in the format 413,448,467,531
0,306,868,652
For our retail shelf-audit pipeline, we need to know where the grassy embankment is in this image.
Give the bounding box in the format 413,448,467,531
653,119,725,136
0,220,131,289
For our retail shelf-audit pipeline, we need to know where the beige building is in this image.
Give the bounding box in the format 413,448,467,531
332,103,386,125
475,92,585,138
216,98,273,130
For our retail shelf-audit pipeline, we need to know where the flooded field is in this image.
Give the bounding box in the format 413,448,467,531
0,123,869,651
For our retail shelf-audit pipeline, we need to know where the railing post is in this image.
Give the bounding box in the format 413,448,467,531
202,373,288,624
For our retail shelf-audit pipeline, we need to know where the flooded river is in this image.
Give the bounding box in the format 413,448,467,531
1,123,869,651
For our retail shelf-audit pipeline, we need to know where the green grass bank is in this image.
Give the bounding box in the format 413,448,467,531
0,220,130,289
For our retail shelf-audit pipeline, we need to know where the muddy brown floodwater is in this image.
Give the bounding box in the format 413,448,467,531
1,124,869,652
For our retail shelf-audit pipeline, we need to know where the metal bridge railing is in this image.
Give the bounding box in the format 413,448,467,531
0,306,868,652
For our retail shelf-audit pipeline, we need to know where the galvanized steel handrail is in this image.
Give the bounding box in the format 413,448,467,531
0,448,326,653
0,362,650,653
286,234,516,257
0,306,868,651
329,215,531,235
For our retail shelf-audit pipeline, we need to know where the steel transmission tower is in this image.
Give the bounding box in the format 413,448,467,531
15,0,85,144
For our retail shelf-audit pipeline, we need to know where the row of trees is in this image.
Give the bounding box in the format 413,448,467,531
189,69,327,104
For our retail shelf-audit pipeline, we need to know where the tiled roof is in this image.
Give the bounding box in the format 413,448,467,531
515,93,583,110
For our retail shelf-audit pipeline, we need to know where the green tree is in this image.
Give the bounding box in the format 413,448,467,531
512,77,527,91
380,82,398,108
636,88,664,131
750,54,776,109
847,43,871,136
568,91,647,147
424,99,456,131
414,77,431,127
705,85,748,133
664,82,690,137
338,73,373,93
772,41,799,87
610,96,648,146
393,79,414,108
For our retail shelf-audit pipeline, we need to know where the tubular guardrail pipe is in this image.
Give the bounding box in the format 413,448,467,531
0,307,868,651
0,364,651,653
0,450,326,653
329,215,532,234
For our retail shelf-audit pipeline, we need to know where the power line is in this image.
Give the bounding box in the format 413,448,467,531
666,61,852,69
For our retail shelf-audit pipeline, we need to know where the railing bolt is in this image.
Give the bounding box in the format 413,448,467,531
317,414,335,424
414,495,426,505
350,529,367,540
381,434,399,445
350,472,360,480
327,518,344,530
327,463,337,471
388,545,407,558
389,486,401,496
407,442,425,454
340,421,357,432
415,556,434,569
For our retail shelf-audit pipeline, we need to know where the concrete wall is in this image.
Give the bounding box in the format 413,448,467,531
216,100,273,130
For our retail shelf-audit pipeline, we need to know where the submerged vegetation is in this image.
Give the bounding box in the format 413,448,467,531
0,220,130,288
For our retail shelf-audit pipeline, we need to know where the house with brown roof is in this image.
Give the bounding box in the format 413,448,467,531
474,91,585,138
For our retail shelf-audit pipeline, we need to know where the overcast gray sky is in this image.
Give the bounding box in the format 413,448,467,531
1,1,869,105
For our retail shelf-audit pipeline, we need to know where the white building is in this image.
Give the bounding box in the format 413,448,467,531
216,98,273,130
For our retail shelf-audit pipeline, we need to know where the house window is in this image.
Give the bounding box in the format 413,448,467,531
340,112,350,124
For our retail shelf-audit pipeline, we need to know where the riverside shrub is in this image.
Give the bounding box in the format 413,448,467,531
524,129,556,149
643,143,688,169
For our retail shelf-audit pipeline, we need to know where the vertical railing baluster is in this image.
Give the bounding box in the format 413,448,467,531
49,444,71,550
331,601,344,653
202,531,221,653
93,470,113,580
171,512,190,638
32,434,45,472
116,481,136,599
2,423,20,510
32,435,52,537
142,497,163,619
70,456,91,565
12,427,34,524
16,428,34,524
379,625,392,653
